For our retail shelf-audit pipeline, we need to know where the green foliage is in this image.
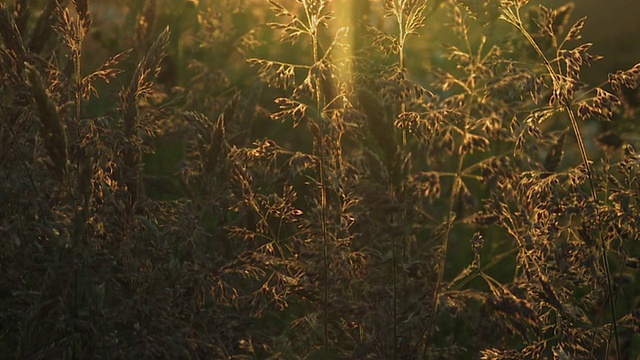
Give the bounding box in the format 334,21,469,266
1,0,640,359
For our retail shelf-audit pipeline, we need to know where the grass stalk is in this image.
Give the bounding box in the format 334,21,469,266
503,4,621,356
302,0,330,353
566,107,620,359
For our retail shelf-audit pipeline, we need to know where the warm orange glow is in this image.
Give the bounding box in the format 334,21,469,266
334,0,356,90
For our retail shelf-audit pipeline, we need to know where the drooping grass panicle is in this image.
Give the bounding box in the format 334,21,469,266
117,26,170,206
120,26,170,137
82,49,132,100
72,0,92,35
24,62,68,183
0,4,27,73
27,0,68,55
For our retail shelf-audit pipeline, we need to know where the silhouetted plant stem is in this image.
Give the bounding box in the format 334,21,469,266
503,4,621,357
424,153,464,358
566,107,620,360
304,1,330,353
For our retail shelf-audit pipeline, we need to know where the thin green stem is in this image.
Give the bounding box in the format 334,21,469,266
306,2,330,353
423,153,465,357
394,3,405,358
504,4,620,355
449,247,519,291
566,107,620,360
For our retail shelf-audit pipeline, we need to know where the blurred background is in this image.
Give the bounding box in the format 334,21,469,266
99,0,640,75
567,0,640,85
6,0,639,84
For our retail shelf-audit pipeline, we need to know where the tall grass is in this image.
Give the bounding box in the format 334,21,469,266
1,0,639,359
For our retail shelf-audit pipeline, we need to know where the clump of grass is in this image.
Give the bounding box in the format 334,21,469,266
1,1,640,359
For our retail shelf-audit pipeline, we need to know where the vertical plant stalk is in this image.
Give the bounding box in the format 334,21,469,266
73,1,84,160
423,151,464,357
392,3,434,353
70,0,92,246
119,27,170,208
389,1,427,354
301,0,330,353
501,5,620,357
393,5,404,357
396,4,412,356
566,107,619,358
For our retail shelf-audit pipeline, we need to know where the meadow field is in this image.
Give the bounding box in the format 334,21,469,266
1,0,640,358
